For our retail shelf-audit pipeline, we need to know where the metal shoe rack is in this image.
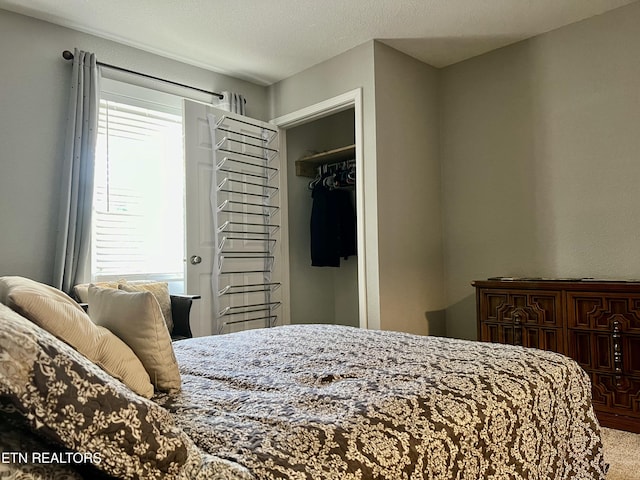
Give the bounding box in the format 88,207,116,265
207,113,281,334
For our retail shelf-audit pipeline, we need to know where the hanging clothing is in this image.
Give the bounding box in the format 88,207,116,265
310,183,356,267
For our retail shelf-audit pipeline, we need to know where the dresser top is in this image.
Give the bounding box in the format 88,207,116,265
472,277,640,291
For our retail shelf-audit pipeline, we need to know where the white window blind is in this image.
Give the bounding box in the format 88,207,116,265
93,96,185,286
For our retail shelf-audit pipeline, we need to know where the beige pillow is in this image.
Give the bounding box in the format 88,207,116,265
88,286,181,393
119,282,174,333
73,281,121,303
0,276,154,398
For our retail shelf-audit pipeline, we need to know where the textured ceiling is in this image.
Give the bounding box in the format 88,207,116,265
1,0,637,85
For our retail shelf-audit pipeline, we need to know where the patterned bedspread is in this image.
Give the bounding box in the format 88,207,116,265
156,324,607,480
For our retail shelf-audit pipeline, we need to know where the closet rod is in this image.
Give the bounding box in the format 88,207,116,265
62,50,224,99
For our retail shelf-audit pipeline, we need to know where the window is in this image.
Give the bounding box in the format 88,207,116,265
93,80,185,292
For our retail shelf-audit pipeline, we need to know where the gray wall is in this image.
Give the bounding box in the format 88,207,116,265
373,42,445,336
440,1,640,339
0,9,268,285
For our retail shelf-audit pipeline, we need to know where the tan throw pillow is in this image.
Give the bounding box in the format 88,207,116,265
73,280,121,303
0,276,154,398
119,281,174,333
88,286,181,393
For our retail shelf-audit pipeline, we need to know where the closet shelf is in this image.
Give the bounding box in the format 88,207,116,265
295,144,355,178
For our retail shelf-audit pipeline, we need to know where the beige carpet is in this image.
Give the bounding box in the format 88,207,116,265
602,427,640,480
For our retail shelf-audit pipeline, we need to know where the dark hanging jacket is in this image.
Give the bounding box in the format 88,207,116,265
310,184,356,267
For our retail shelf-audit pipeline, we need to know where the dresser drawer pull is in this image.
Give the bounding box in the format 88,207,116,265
612,320,623,388
513,313,523,346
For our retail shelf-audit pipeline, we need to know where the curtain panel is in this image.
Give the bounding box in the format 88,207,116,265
217,91,246,115
53,49,100,293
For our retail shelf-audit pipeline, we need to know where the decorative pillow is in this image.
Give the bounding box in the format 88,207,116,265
73,280,121,303
120,281,174,333
0,302,192,479
88,286,182,392
0,276,154,398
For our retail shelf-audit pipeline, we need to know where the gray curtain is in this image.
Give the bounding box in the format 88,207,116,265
53,49,100,293
217,91,246,115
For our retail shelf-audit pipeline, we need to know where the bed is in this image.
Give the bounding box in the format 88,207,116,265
160,324,607,480
0,280,607,480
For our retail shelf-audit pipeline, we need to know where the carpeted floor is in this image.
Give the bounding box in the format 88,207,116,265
602,427,640,480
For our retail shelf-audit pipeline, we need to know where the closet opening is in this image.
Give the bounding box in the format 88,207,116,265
286,108,359,327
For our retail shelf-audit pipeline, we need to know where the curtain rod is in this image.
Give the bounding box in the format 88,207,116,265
61,50,224,99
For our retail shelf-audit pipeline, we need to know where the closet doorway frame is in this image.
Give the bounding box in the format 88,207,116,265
271,88,368,329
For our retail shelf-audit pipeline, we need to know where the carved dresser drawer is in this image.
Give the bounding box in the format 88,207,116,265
565,291,640,430
473,278,640,433
476,287,564,352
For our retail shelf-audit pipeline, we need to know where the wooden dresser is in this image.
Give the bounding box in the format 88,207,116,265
473,278,640,433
